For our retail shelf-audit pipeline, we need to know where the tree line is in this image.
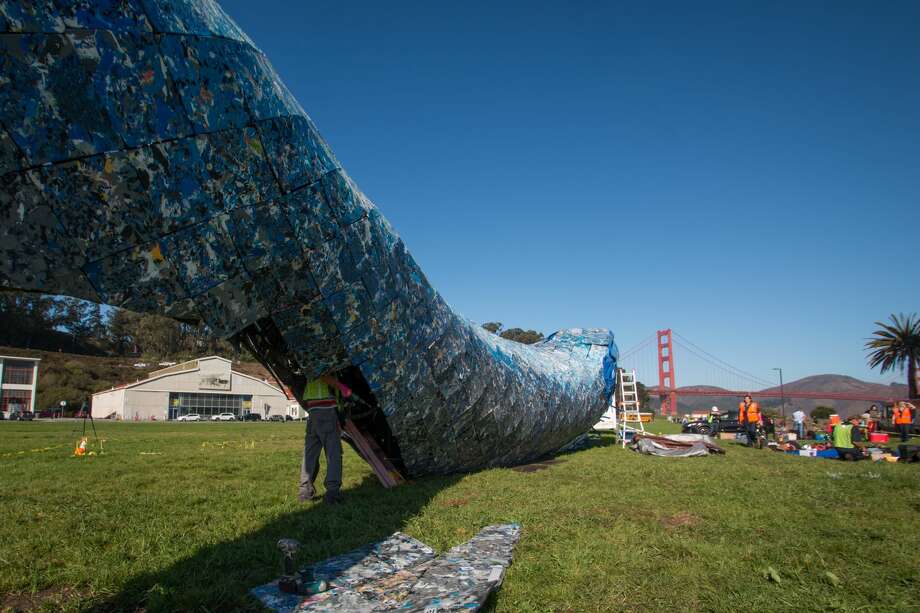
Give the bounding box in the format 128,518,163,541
481,322,545,345
0,291,243,360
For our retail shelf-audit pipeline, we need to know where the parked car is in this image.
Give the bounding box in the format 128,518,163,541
267,414,285,422
157,361,177,367
682,410,742,435
6,409,34,421
211,412,236,421
241,413,262,421
133,362,148,368
177,413,201,422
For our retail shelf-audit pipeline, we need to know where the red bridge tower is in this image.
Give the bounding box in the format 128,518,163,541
657,329,678,416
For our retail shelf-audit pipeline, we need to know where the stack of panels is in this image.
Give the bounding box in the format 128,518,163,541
251,524,521,613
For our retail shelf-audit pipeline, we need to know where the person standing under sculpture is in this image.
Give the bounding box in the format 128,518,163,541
300,376,352,504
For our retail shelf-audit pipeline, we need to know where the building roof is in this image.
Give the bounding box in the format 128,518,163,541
92,355,283,396
0,355,41,362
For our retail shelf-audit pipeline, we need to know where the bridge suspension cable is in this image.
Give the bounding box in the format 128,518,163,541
671,332,775,390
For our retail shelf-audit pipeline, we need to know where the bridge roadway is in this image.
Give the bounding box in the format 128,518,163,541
646,388,910,402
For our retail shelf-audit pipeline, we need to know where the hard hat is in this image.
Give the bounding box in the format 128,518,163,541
711,406,720,413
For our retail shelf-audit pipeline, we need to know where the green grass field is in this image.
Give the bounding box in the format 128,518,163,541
1,420,918,612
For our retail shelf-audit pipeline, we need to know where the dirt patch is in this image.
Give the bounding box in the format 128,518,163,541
660,512,701,530
2,586,87,611
440,495,475,508
512,459,565,473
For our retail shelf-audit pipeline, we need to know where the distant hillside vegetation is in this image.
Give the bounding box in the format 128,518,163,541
652,374,908,417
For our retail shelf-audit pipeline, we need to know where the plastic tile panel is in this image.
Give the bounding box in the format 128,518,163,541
257,115,339,194
159,213,241,296
282,183,340,252
0,32,189,166
0,170,97,299
82,240,187,311
0,0,153,34
193,273,266,336
0,125,25,175
321,170,373,226
234,43,303,121
226,200,302,273
159,34,250,133
41,150,164,262
258,257,321,315
324,282,373,334
308,233,363,298
139,0,254,44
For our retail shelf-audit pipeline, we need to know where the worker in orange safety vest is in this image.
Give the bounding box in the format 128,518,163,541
893,401,915,443
739,394,762,447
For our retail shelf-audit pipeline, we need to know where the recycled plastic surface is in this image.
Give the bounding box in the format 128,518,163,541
0,0,618,475
251,524,521,612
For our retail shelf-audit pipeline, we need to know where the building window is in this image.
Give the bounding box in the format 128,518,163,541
3,360,34,385
1,389,32,412
168,392,253,417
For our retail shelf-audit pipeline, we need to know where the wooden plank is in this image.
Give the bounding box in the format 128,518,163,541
343,419,405,488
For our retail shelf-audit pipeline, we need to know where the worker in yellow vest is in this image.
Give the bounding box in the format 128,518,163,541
893,401,915,443
832,415,866,461
739,395,762,447
300,375,352,504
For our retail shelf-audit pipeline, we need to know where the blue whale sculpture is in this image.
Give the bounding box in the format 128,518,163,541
0,0,617,475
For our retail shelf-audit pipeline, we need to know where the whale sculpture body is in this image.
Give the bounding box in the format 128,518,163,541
0,0,617,475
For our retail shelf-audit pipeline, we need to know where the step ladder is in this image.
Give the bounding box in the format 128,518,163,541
617,369,646,447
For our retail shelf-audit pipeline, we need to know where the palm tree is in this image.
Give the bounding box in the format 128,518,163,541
865,313,920,399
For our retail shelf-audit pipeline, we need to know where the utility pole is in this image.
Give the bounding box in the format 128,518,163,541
772,367,785,418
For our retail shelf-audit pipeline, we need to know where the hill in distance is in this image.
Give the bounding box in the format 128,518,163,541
662,375,908,418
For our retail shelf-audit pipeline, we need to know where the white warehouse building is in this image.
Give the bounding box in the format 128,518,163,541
91,356,296,421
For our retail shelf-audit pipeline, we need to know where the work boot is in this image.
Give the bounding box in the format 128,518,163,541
298,488,318,503
323,490,344,505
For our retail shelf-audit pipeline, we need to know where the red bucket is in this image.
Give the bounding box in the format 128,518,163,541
869,432,889,443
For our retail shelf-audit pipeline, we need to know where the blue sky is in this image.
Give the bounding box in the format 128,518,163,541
221,0,919,387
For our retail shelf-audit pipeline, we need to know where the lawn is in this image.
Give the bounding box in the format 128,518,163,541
1,419,918,611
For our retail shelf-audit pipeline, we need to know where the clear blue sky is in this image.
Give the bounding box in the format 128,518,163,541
220,0,919,387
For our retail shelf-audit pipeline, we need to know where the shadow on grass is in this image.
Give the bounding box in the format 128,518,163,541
96,472,462,612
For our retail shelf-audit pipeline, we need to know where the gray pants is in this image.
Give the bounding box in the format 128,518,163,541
300,408,343,496
746,422,760,447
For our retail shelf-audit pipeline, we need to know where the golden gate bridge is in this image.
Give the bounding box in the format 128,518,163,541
618,329,911,415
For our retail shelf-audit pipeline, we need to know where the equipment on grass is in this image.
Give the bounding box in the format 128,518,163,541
276,539,329,596
71,401,103,457
254,524,520,612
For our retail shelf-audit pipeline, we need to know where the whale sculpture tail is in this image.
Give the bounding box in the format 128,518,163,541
0,0,617,476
